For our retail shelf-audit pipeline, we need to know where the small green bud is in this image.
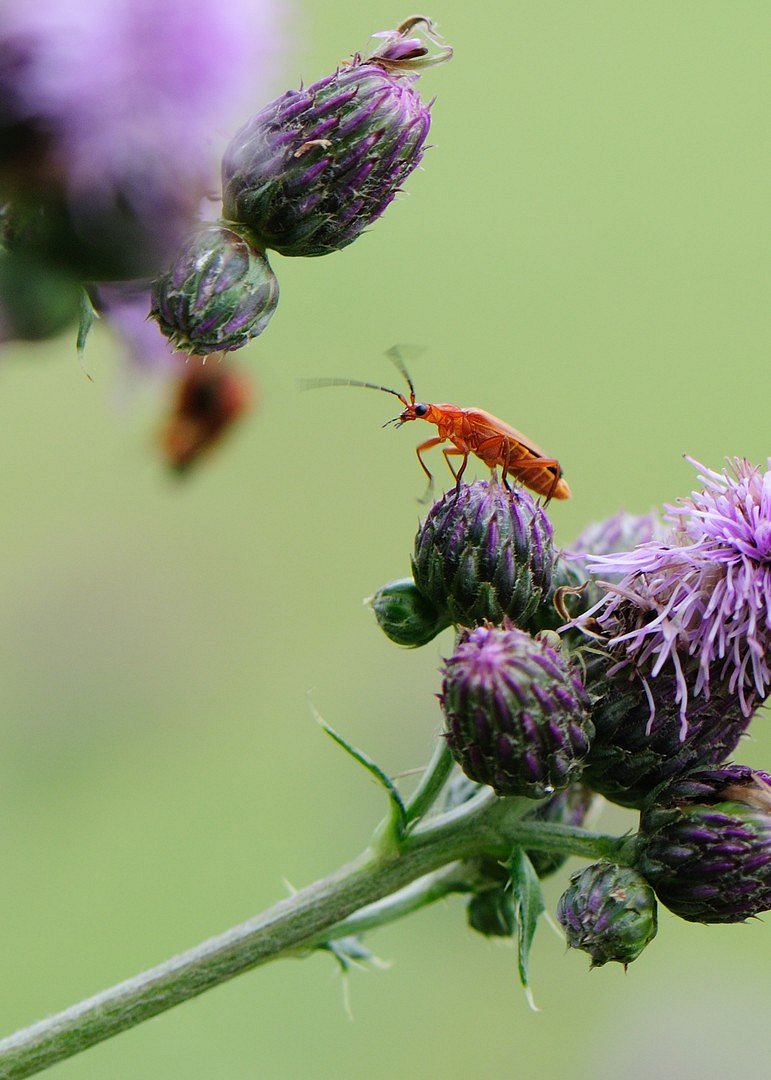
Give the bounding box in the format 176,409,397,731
151,224,279,355
557,862,658,967
467,887,516,938
370,577,451,647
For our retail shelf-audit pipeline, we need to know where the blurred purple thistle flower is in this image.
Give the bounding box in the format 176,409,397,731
0,0,283,278
587,458,771,725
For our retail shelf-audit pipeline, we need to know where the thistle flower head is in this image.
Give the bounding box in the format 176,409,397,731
638,767,771,923
587,458,771,724
221,17,450,258
440,624,593,798
556,862,658,967
0,0,282,278
151,224,279,355
412,480,556,630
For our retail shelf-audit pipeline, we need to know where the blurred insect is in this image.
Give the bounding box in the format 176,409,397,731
304,348,570,502
161,357,253,474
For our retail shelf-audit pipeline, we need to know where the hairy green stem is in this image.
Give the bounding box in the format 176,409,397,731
0,791,628,1080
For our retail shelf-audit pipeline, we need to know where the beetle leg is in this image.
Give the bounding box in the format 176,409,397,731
415,436,445,503
505,457,563,505
442,446,470,500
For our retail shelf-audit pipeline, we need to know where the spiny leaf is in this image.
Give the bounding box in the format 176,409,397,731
506,847,546,1010
308,697,407,838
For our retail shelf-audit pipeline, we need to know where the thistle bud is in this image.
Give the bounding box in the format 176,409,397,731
151,224,279,355
221,18,450,257
440,625,593,798
638,768,771,923
370,577,450,647
524,783,596,878
556,862,658,967
412,481,556,630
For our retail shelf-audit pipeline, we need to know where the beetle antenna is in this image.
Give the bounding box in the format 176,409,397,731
384,346,417,404
299,377,409,407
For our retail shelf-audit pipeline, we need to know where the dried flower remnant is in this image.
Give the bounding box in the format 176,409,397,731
584,458,771,727
222,16,451,257
161,359,253,473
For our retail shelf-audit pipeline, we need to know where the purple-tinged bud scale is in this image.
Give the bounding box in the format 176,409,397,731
412,481,556,631
440,625,593,798
580,668,751,809
221,18,450,258
556,862,658,967
151,223,279,355
638,768,771,923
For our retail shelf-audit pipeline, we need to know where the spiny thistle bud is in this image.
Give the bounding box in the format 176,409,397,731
638,767,771,923
525,783,596,878
160,359,253,473
221,17,451,257
556,862,658,968
440,625,593,798
412,481,556,630
370,577,450,647
581,668,751,810
151,223,279,355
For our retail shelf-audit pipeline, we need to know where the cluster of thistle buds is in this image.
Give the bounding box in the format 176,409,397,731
150,17,452,357
371,457,771,967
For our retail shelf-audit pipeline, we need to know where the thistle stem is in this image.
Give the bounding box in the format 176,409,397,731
0,791,628,1079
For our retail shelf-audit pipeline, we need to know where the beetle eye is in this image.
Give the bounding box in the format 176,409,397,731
414,404,428,417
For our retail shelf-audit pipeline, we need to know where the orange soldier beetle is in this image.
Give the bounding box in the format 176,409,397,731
305,350,570,502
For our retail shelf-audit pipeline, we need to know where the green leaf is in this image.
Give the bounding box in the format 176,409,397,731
309,698,407,840
506,847,545,1010
77,289,98,379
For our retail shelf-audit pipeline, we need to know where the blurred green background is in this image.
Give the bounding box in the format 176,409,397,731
2,2,771,1076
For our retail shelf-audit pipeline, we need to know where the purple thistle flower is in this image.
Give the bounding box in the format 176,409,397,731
440,624,593,799
586,458,771,725
221,16,451,258
0,0,283,278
